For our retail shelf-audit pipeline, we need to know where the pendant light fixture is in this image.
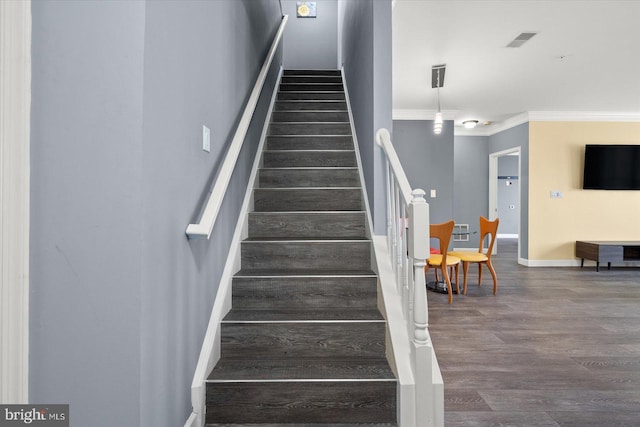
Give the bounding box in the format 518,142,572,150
432,64,446,135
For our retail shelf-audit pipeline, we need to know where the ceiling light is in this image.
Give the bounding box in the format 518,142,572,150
434,112,443,134
462,120,479,129
432,64,446,135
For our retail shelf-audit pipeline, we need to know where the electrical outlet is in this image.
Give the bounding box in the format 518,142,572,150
550,190,563,199
430,189,437,198
203,125,210,152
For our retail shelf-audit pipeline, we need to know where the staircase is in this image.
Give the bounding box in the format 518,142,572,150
205,70,397,426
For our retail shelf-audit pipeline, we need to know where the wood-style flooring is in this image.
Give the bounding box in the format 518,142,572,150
428,239,640,427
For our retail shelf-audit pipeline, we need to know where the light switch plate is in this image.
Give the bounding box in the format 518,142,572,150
430,189,437,198
203,125,210,152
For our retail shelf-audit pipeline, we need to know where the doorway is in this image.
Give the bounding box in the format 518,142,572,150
489,147,521,259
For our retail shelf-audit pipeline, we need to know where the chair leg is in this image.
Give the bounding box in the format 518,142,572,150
478,263,483,286
453,264,460,296
486,260,498,295
441,265,453,304
462,261,469,295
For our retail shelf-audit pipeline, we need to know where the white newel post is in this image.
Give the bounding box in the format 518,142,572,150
408,189,435,425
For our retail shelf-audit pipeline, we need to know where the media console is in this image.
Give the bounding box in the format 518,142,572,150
575,241,640,272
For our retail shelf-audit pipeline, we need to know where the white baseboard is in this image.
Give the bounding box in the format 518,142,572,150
185,67,283,427
520,257,640,268
519,258,581,267
184,413,198,427
341,67,374,235
497,234,518,238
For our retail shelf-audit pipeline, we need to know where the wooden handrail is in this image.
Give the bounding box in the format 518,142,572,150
186,15,288,239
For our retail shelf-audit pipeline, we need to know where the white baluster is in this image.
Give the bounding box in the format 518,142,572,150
385,160,393,252
408,189,436,425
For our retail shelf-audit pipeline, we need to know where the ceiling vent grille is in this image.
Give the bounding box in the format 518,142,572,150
506,32,537,48
431,64,446,88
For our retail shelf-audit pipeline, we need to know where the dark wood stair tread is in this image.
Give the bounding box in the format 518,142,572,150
283,69,342,75
207,419,396,426
208,357,394,382
243,237,368,241
234,269,376,277
206,70,396,425
223,308,384,322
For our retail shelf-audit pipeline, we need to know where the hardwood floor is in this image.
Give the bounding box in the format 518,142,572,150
428,238,640,426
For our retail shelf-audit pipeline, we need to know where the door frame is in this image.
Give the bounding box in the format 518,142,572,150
489,146,521,257
0,0,31,404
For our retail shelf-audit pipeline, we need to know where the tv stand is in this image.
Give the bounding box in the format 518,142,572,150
575,241,640,271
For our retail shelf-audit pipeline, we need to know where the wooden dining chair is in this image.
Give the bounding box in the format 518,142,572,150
449,217,499,295
424,220,460,304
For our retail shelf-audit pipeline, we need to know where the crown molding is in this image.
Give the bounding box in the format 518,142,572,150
454,127,491,137
485,112,530,135
393,109,459,121
454,112,529,137
528,111,640,122
397,110,640,137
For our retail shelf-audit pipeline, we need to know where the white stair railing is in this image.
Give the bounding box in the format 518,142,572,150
375,128,444,427
186,15,288,239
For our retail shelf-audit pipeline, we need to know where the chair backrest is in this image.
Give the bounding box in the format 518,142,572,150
478,216,499,256
430,220,455,257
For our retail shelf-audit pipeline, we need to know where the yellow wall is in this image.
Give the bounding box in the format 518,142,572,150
528,122,640,260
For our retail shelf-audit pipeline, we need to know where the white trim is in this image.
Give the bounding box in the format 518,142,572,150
454,127,492,137
485,112,530,136
184,67,284,427
392,109,459,121
0,0,31,405
454,110,640,137
497,234,518,239
341,67,375,233
522,259,640,268
528,111,640,122
411,110,640,138
186,15,288,239
520,259,582,267
184,413,198,427
489,147,521,259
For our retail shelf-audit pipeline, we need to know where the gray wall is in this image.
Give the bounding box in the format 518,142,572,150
31,3,145,425
497,156,520,235
393,120,455,224
392,123,529,255
340,0,393,234
283,0,338,69
454,135,489,248
489,123,529,259
30,1,282,426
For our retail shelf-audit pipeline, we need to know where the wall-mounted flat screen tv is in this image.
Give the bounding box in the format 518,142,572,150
583,144,640,190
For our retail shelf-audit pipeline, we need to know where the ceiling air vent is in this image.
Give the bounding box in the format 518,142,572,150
506,32,537,48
